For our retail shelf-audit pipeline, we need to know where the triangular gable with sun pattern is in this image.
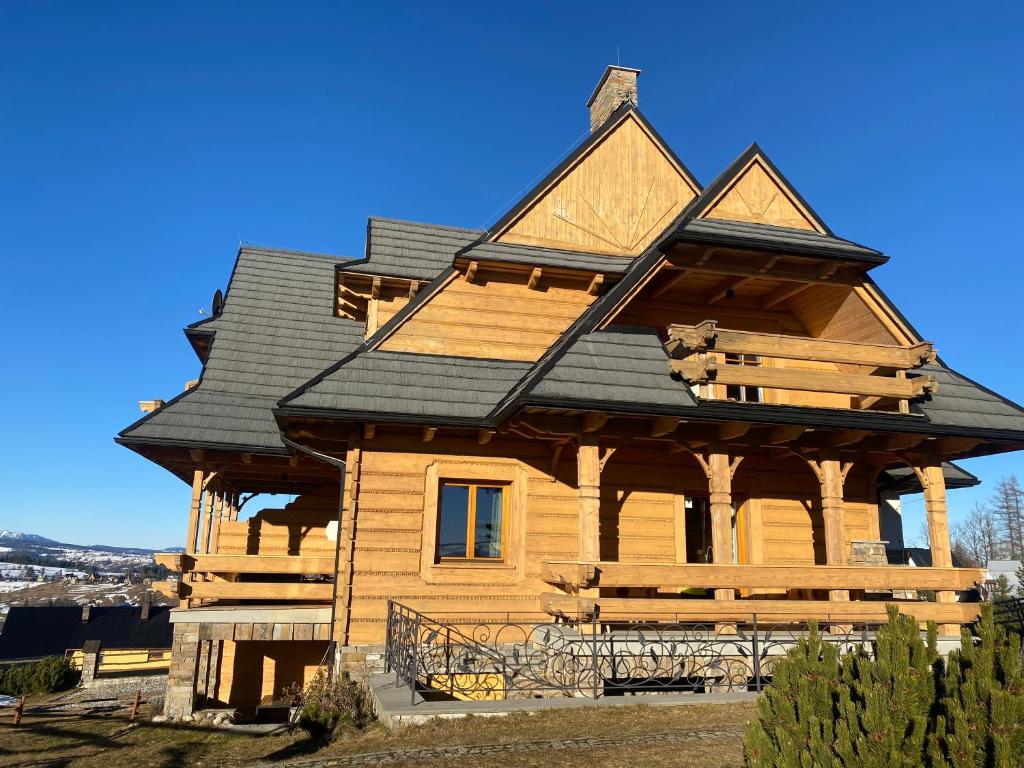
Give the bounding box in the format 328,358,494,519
489,105,702,257
693,143,831,234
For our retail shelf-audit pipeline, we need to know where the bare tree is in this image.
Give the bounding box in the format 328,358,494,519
951,502,1002,567
990,476,1024,560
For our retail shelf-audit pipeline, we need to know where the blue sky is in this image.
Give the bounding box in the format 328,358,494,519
1,2,1021,548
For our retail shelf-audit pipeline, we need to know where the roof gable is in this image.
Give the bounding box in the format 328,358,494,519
694,143,830,234
490,105,701,257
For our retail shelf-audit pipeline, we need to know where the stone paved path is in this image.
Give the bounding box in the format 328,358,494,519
264,726,746,767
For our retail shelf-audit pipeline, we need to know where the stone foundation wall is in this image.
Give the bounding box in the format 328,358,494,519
338,644,386,680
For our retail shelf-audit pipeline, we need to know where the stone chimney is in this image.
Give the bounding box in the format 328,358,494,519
140,595,151,622
587,65,640,131
81,604,92,623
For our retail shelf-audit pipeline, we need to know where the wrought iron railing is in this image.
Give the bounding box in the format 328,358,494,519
384,600,885,705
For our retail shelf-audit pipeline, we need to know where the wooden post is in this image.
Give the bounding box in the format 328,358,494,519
334,431,362,649
198,488,216,556
707,445,736,601
130,689,142,722
13,696,24,725
210,491,225,554
185,469,205,554
577,434,602,565
820,456,851,602
801,454,853,604
916,459,957,634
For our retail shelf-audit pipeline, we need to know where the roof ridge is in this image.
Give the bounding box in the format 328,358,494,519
369,216,483,235
238,244,356,261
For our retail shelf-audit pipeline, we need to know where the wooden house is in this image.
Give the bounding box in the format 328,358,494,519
118,66,1024,716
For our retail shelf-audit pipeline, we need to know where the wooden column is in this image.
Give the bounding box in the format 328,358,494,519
185,469,205,554
916,459,957,634
805,454,852,602
577,434,602,565
210,491,226,554
199,490,217,555
692,444,741,601
334,431,362,648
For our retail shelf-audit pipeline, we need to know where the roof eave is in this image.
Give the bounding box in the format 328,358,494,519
664,230,888,267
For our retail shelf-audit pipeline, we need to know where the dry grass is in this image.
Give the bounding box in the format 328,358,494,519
0,698,756,768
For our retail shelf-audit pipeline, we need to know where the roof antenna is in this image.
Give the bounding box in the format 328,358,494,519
616,46,620,66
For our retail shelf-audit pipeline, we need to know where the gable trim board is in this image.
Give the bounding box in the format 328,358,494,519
487,104,702,255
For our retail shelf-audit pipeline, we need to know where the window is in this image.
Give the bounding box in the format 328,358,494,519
437,482,506,561
724,353,761,403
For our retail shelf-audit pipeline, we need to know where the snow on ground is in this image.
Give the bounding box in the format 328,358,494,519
0,563,87,579
0,582,34,593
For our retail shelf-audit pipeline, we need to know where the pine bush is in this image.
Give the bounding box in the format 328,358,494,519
929,604,1024,768
744,621,842,768
0,656,80,695
832,607,938,768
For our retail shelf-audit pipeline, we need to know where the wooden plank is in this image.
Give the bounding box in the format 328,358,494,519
493,112,698,255
179,580,334,601
539,592,980,624
540,561,984,591
667,323,935,369
163,554,335,574
670,359,936,399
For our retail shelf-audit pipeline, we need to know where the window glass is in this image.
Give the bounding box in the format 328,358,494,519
724,353,761,402
438,484,469,558
474,486,504,559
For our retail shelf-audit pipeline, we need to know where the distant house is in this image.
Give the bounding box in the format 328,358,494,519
0,604,172,663
985,560,1023,596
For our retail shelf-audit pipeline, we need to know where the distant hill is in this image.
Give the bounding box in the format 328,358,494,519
0,530,171,579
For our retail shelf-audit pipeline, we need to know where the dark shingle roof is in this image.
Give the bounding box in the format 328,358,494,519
676,218,882,262
286,351,531,422
119,246,364,451
343,218,482,280
914,365,1024,433
458,240,632,274
528,327,697,410
0,606,172,660
664,143,886,265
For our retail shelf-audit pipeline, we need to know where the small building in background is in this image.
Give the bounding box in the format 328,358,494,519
0,604,173,675
985,560,1023,597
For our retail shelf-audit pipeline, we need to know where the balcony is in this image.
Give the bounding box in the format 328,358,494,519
154,553,334,601
540,561,984,626
665,320,937,411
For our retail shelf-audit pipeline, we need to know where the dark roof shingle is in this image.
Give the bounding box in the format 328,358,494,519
286,351,531,422
120,246,364,451
914,365,1024,433
458,240,632,274
677,218,882,261
528,327,697,410
344,218,481,280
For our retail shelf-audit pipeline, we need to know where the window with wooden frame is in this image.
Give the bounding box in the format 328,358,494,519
437,481,508,561
724,353,762,403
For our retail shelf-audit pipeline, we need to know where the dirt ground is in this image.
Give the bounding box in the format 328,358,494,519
0,696,756,768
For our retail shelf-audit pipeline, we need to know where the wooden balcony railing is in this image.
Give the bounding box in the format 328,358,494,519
153,552,334,602
665,320,938,409
541,561,983,592
541,560,984,626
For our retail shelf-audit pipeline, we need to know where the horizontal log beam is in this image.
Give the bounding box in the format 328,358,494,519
539,592,981,625
667,322,935,369
541,561,984,592
154,553,335,574
671,359,937,400
178,580,334,601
